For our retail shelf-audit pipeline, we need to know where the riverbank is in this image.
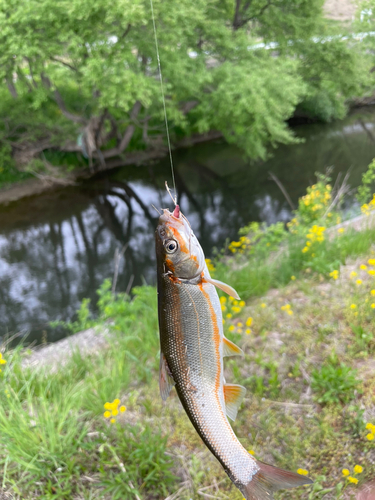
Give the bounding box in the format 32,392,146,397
2,214,375,498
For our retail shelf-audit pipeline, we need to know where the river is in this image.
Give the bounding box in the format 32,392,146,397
1,108,375,345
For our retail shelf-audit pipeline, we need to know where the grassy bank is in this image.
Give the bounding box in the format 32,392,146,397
1,181,375,498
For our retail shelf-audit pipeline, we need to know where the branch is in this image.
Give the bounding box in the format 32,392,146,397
119,23,131,40
40,73,86,124
50,56,78,73
6,76,18,98
102,101,142,158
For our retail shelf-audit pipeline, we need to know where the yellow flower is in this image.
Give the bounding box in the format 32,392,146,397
246,317,253,327
369,270,375,276
366,433,374,441
221,305,226,312
297,469,309,476
120,406,126,413
371,304,375,309
228,325,235,332
104,411,111,418
348,477,358,484
291,276,296,280
0,353,6,365
350,271,358,279
371,290,375,296
350,304,357,309
110,418,116,424
342,469,350,476
245,329,252,334
354,465,363,474
366,422,374,430
287,310,293,315
302,247,309,253
237,328,243,334
104,402,114,410
356,279,363,285
112,409,119,416
233,300,239,306
248,449,255,455
226,313,233,319
205,259,216,273
113,399,120,406
239,300,245,307
361,265,367,270
261,303,266,308
237,322,243,328
232,306,241,313
220,296,227,304
338,228,345,234
368,259,375,266
329,270,339,280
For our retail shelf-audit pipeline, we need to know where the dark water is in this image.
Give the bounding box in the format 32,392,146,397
1,108,375,344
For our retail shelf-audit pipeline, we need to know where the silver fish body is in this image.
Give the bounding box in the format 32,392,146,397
155,206,312,499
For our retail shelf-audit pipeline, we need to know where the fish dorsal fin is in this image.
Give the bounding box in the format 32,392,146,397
224,384,246,421
223,337,244,357
159,352,175,401
203,276,240,300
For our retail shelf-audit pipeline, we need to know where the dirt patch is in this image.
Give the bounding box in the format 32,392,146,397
324,0,356,21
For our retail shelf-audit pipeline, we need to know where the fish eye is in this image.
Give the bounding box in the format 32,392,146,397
165,239,178,254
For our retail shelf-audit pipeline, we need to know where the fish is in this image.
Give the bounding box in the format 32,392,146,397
155,204,312,500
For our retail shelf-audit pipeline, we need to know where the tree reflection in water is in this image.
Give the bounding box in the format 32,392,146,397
1,108,375,344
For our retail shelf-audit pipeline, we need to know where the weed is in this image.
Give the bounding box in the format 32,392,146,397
311,358,360,405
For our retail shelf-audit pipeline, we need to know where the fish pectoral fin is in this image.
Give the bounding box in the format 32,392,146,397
159,352,175,401
224,384,246,421
203,276,240,300
223,337,244,357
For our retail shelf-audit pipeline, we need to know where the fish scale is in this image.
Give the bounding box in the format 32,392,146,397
155,205,313,499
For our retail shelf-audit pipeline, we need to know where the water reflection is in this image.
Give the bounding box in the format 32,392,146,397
1,109,375,343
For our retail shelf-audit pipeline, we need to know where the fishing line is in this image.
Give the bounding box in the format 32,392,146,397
149,0,177,205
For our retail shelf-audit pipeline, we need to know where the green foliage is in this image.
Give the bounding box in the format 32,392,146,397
357,158,375,205
311,357,360,404
0,0,372,179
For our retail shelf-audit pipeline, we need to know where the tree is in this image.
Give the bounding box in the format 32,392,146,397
0,0,371,173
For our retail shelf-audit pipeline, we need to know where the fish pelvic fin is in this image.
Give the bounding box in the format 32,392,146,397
224,384,246,421
159,352,175,401
241,460,313,500
223,337,244,357
203,276,240,300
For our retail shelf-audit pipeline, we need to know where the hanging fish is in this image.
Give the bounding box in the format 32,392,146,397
155,204,312,500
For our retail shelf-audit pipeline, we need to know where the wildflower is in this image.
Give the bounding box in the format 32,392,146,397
245,329,252,335
366,423,375,432
205,259,216,273
297,469,309,476
226,313,233,319
232,306,241,313
221,305,226,312
371,304,375,309
366,433,374,441
361,265,368,270
342,469,350,477
246,317,253,327
112,409,119,416
371,290,375,296
338,228,345,234
261,303,266,308
369,270,375,276
0,353,7,365
220,296,227,304
237,322,243,328
354,465,363,474
348,477,358,484
356,279,363,285
368,259,375,266
233,300,239,306
239,300,245,307
104,411,111,418
329,270,339,280
120,406,126,412
291,276,296,280
302,247,309,253
281,304,291,311
350,304,357,309
287,310,293,315
237,328,243,334
228,325,235,332
110,418,116,424
248,450,255,455
350,271,358,279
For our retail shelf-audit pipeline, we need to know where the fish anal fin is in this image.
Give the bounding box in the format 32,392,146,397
224,383,246,421
223,337,244,357
241,460,313,500
203,276,240,300
159,352,175,401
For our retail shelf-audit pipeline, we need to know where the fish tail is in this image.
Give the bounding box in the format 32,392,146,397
241,459,313,500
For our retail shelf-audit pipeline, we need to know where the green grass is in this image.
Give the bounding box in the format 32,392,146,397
2,215,375,498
